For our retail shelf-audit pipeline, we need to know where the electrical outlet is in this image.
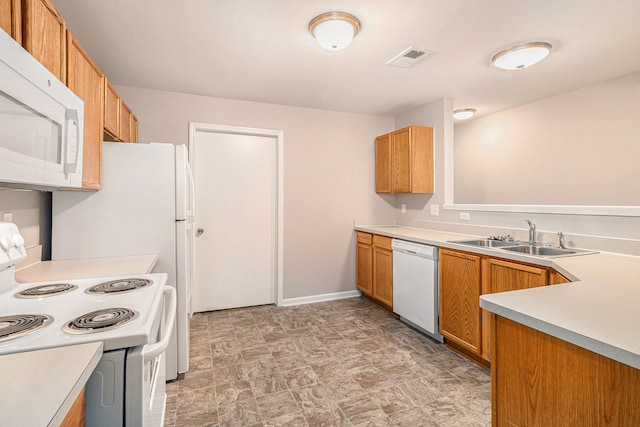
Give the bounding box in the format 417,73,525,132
2,212,12,222
459,212,471,221
401,204,406,213
430,205,439,216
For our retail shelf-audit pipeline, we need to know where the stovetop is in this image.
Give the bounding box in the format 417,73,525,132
0,273,167,355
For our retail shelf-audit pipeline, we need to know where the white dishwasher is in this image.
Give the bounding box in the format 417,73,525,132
392,239,443,342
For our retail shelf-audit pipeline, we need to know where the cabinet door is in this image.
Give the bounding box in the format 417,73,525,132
439,248,482,355
60,389,86,427
131,114,138,143
66,31,103,190
482,258,548,361
549,269,570,285
21,0,66,82
486,258,548,293
119,101,133,142
356,242,373,296
356,232,373,296
103,78,120,139
408,126,434,193
1,0,21,40
372,245,393,307
375,133,392,193
392,128,411,192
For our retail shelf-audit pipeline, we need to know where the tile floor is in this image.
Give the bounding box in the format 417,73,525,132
164,297,491,427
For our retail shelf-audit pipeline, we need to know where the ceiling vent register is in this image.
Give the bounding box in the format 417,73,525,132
387,47,432,68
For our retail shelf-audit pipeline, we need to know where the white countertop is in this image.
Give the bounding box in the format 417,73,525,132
0,342,103,426
356,225,640,369
15,254,159,282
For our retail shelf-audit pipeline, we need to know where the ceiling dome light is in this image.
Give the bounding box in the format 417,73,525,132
492,42,552,70
453,109,476,120
309,12,360,51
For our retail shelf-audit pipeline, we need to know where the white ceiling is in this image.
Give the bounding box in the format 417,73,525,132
52,0,640,118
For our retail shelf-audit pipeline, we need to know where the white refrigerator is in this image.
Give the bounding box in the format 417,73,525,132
52,141,195,381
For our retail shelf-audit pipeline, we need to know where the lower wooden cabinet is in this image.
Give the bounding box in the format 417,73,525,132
372,235,393,308
491,315,640,426
60,388,86,427
355,232,393,309
355,232,373,296
439,248,482,356
440,247,569,365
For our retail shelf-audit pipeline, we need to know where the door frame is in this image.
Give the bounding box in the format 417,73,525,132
188,122,284,308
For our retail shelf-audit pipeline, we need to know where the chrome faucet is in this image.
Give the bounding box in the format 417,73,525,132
524,219,536,245
558,232,566,249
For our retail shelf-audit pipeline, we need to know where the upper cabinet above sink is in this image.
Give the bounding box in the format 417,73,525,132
375,126,434,193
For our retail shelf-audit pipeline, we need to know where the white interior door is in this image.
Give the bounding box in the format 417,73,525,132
191,127,278,312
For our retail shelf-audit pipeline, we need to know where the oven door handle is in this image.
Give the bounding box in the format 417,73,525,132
142,285,177,363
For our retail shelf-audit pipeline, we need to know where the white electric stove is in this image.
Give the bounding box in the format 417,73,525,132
0,222,175,426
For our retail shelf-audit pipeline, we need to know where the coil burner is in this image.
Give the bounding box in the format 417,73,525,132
15,283,78,299
62,308,138,334
0,314,53,343
86,278,152,294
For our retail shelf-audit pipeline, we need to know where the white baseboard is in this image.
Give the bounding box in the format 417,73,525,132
282,290,361,307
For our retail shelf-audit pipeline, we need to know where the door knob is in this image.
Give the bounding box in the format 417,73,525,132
196,228,205,236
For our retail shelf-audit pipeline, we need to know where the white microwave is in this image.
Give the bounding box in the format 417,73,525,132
0,28,84,189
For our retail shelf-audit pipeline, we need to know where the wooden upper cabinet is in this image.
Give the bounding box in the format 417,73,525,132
103,78,120,139
66,30,103,190
1,0,21,41
375,125,434,194
103,80,138,142
375,133,392,193
131,113,138,142
21,0,66,83
439,248,483,355
119,101,137,142
119,101,132,142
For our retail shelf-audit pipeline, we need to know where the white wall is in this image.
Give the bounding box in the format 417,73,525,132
454,71,640,205
0,189,50,256
393,97,640,251
116,85,395,299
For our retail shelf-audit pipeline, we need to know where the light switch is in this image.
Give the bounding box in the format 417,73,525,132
401,204,406,213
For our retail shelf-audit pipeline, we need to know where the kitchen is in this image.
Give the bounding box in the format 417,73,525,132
1,0,640,426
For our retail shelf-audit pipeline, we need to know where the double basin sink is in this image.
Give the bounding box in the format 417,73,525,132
448,239,596,258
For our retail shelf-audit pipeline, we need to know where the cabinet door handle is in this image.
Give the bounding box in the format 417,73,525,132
196,228,205,236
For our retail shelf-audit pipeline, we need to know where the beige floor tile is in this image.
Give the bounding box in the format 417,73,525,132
217,398,262,427
169,297,491,427
255,390,301,421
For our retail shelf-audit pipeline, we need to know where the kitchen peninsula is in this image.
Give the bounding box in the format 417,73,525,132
356,224,640,426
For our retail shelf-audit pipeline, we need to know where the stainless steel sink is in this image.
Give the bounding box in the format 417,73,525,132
449,238,598,258
449,239,515,248
500,245,576,256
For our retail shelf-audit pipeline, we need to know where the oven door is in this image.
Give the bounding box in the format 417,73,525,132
125,286,176,426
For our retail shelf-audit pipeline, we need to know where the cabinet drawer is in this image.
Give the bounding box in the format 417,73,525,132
356,232,372,245
372,235,392,250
